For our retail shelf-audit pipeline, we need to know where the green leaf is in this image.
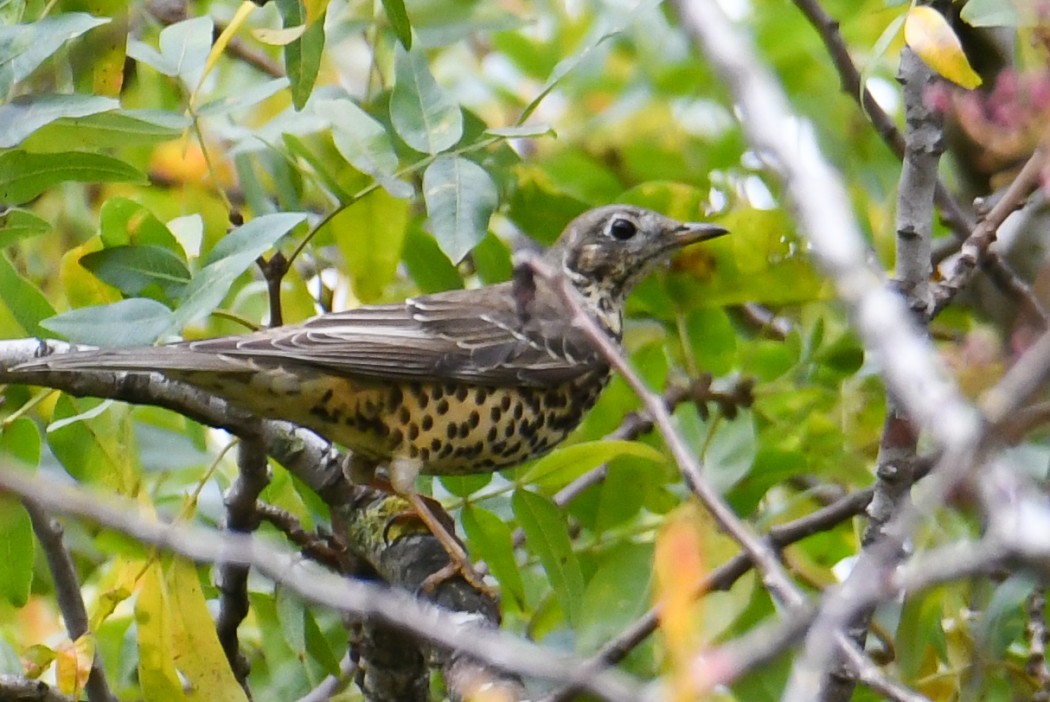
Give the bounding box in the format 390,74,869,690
0,418,42,468
326,191,409,303
390,44,463,154
518,31,616,124
401,221,462,293
0,254,56,338
127,16,213,89
0,209,51,247
196,78,291,117
42,298,175,346
381,0,412,48
174,212,306,326
961,0,1033,27
0,498,33,608
277,0,325,110
80,245,191,298
0,150,147,205
461,505,525,611
512,489,584,625
0,13,109,94
22,109,191,151
521,440,665,487
685,307,737,376
316,97,412,198
0,94,119,148
422,155,497,262
204,212,308,266
485,124,555,139
577,543,653,654
99,197,183,251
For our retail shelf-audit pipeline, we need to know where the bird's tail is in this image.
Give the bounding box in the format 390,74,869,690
10,344,252,375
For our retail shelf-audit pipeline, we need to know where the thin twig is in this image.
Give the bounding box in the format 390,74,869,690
0,468,645,702
521,253,807,610
23,502,117,702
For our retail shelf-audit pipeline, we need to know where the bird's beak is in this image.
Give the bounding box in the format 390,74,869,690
672,222,730,248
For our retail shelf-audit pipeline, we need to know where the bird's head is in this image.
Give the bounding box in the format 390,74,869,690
551,205,729,302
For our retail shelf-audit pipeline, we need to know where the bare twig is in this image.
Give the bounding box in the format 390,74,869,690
215,436,271,690
0,468,646,702
0,675,75,702
22,502,117,702
521,253,807,611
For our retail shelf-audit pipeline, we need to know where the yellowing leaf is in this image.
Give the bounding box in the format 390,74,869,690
167,557,249,702
904,6,982,89
654,506,706,702
55,634,95,698
136,561,188,702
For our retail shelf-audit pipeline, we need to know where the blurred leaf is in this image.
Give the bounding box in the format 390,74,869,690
0,253,56,337
55,635,95,698
423,155,497,262
513,489,584,625
654,506,704,679
128,16,213,89
0,497,33,608
522,439,665,488
0,209,50,247
381,0,412,48
401,221,462,293
325,190,409,302
317,97,412,198
0,150,146,205
905,6,982,89
80,245,191,298
471,232,513,285
42,298,175,346
166,558,250,701
577,542,654,653
24,109,190,150
684,307,737,376
0,94,119,148
0,13,109,94
99,197,183,251
462,505,525,610
961,0,1033,27
197,77,291,117
136,562,188,701
485,123,555,139
277,0,325,110
0,418,42,467
897,587,949,680
390,43,463,154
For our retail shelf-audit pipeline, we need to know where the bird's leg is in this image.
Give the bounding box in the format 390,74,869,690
388,458,492,595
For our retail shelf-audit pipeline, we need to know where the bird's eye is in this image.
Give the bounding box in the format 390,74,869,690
608,218,637,241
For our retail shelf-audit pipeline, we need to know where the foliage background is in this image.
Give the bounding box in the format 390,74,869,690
0,0,1045,700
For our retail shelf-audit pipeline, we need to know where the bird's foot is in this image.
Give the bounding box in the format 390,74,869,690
404,493,496,599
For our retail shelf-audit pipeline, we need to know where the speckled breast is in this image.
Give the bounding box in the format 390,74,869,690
180,366,611,475
306,372,611,475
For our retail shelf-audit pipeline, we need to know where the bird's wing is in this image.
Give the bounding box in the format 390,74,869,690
183,283,606,386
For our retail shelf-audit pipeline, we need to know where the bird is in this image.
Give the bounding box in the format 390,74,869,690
12,204,728,583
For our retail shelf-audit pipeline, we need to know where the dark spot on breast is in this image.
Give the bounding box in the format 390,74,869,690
446,423,457,440
458,421,471,438
436,399,450,415
388,386,403,407
320,388,334,404
408,423,420,440
419,447,430,461
455,385,469,402
409,445,419,458
422,415,434,431
390,428,403,445
500,395,512,411
398,406,411,424
431,437,442,452
487,426,498,441
432,385,444,401
468,410,480,428
474,388,488,404
512,403,524,420
490,406,502,422
504,423,514,438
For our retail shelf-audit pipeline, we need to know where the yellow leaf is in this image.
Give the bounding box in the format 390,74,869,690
904,6,982,89
251,25,307,46
55,634,95,698
166,557,249,702
136,561,188,702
